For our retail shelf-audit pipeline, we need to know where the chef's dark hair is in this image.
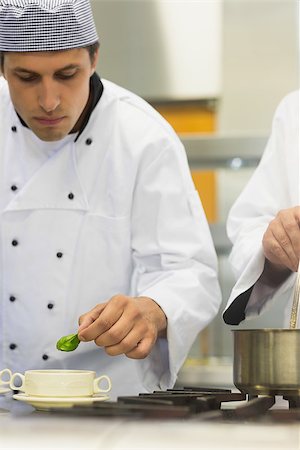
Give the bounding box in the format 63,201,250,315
0,41,99,73
85,41,100,62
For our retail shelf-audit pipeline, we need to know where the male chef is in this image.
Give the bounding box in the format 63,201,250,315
0,0,221,399
223,90,299,326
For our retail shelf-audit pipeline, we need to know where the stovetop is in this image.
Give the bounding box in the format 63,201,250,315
48,386,300,423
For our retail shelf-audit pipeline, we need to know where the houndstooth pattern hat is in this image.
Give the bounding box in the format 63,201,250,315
0,0,99,51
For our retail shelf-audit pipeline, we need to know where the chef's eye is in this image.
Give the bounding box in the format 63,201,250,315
56,71,77,80
17,74,38,82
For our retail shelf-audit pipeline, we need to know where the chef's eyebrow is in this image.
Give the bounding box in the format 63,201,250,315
13,64,80,75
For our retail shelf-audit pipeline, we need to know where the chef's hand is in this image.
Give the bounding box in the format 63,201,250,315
77,295,167,359
262,206,300,274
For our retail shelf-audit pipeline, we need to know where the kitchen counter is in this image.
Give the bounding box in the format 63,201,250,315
0,393,299,450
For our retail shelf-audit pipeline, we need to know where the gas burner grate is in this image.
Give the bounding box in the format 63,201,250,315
47,386,300,422
117,387,246,414
47,387,246,419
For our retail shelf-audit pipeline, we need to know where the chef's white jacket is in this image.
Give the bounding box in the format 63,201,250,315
0,76,221,399
223,90,299,327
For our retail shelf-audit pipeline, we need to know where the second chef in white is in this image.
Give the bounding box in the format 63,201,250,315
223,90,299,327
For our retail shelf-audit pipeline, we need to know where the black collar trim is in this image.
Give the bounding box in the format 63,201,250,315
74,73,103,142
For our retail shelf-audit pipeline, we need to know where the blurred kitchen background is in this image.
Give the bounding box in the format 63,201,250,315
91,0,299,387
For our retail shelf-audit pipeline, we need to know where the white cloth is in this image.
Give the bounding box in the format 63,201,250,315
223,90,300,326
0,76,221,400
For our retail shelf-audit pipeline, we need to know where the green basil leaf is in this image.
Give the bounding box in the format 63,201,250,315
56,333,80,352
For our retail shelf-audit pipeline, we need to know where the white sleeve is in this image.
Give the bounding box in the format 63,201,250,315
130,139,222,390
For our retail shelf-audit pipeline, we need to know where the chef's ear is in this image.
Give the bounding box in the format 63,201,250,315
89,43,99,75
0,52,5,78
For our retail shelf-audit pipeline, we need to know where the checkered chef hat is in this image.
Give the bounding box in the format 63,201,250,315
0,0,99,51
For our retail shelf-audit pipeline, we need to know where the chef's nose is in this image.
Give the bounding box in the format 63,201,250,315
38,79,60,112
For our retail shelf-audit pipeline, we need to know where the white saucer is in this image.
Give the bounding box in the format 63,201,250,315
0,387,11,395
13,393,110,411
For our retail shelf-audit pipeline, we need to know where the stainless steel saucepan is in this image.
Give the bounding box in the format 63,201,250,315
233,266,300,396
233,328,300,395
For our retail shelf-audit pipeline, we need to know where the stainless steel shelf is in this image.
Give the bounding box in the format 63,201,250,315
180,133,268,168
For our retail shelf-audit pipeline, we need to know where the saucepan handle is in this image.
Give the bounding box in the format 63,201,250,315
290,260,300,328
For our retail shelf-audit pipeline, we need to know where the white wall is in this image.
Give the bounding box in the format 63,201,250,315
92,0,299,133
218,0,299,134
91,0,222,100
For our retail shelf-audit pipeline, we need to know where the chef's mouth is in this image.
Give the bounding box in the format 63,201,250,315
34,117,65,126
